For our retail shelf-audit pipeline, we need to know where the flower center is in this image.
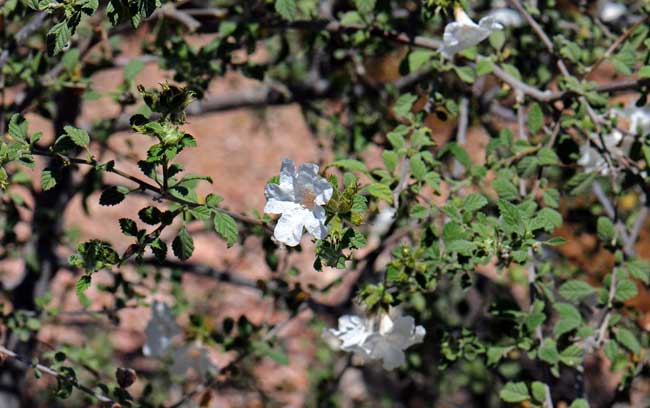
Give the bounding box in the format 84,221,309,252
302,188,316,209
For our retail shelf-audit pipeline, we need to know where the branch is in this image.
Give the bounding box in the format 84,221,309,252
0,12,48,70
586,15,650,78
285,19,442,50
30,150,268,230
151,3,201,32
0,345,115,404
106,67,434,132
140,258,260,290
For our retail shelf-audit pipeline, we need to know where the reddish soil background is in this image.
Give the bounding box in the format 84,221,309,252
2,23,650,408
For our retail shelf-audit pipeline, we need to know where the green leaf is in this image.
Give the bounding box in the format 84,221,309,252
476,58,494,76
275,0,297,20
604,340,619,361
626,259,650,284
408,49,435,72
410,153,427,180
615,278,638,302
528,103,544,134
393,93,418,119
46,21,71,55
41,169,57,191
537,147,559,165
382,150,399,172
150,238,167,260
330,159,369,174
448,143,472,168
559,280,595,302
75,275,92,308
366,183,393,204
354,0,376,15
463,193,488,212
351,195,368,224
387,125,408,148
454,66,475,83
615,328,640,354
531,382,547,403
446,240,476,255
213,212,239,247
8,114,28,142
538,339,560,365
189,206,212,221
62,49,80,73
486,346,513,365
501,63,522,80
99,186,128,206
597,217,615,242
553,302,582,336
138,206,162,224
205,193,224,207
497,199,523,233
544,236,567,246
559,344,583,367
543,189,560,208
567,172,596,195
253,341,289,365
639,66,650,78
569,399,590,408
118,218,138,236
172,227,194,261
499,382,530,403
64,125,90,147
530,207,562,232
124,59,145,82
492,176,519,201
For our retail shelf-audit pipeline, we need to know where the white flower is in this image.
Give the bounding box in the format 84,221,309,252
439,7,503,59
326,315,374,359
170,343,216,379
578,130,628,176
599,1,627,22
487,8,523,27
369,207,397,239
325,309,426,370
264,158,333,247
578,106,646,175
625,105,650,136
364,313,426,370
143,301,182,357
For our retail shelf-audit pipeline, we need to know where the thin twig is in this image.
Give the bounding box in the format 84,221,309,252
30,150,267,229
0,12,48,70
0,345,115,404
586,15,650,78
452,97,469,178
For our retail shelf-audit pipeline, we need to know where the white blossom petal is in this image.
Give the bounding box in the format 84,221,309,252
264,197,299,215
170,344,216,379
265,158,332,245
264,183,294,203
279,158,297,191
325,309,425,371
599,1,627,22
625,106,650,136
364,335,406,370
439,9,503,59
329,315,371,352
295,163,333,206
273,206,310,246
487,8,523,27
303,205,328,240
312,177,333,206
143,301,181,357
